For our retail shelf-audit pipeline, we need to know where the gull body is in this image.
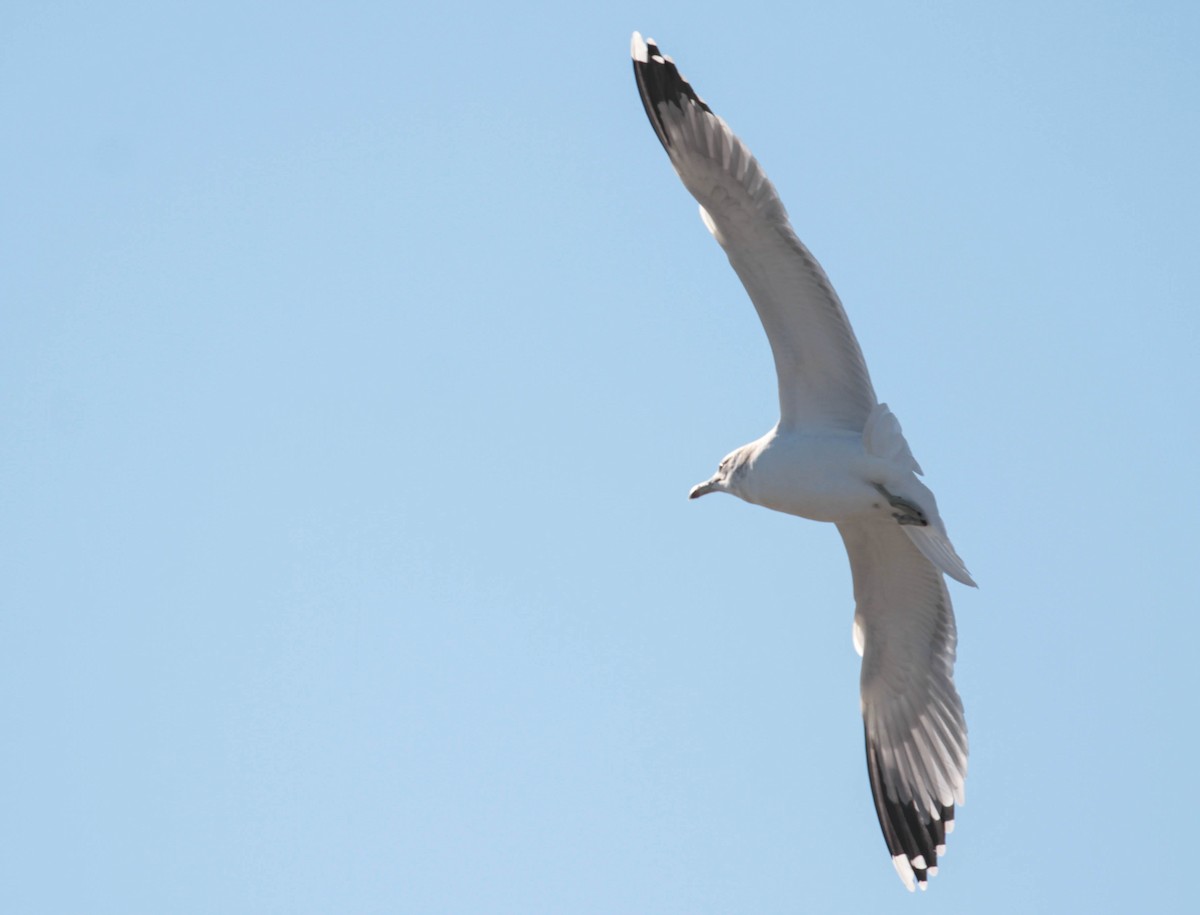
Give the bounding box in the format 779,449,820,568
631,31,976,892
692,425,930,524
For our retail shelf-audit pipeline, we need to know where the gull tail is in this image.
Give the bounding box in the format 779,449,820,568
903,524,976,588
863,403,975,587
864,403,923,475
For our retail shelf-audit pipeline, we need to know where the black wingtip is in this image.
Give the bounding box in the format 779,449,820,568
865,732,953,890
630,32,712,152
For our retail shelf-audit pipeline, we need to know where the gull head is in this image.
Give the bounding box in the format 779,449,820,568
688,447,750,500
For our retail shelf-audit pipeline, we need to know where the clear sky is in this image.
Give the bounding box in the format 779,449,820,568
3,1,1198,912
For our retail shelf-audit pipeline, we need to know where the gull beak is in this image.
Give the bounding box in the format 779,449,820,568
688,477,721,500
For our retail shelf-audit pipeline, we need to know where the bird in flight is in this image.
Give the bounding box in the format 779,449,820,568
630,31,975,891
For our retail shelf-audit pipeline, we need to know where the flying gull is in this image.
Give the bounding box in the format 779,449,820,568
630,32,975,891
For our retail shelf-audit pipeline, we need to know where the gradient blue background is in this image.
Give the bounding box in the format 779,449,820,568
4,2,1198,911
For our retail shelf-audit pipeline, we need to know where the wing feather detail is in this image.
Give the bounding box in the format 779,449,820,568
631,32,877,431
838,520,968,891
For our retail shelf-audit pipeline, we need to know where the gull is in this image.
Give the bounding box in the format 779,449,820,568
630,32,976,891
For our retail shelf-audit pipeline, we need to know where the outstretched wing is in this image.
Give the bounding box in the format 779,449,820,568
838,520,968,891
631,33,877,432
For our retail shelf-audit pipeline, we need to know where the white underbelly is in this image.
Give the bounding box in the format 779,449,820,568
737,431,886,523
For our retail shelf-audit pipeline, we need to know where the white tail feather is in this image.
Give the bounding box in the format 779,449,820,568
903,524,977,587
864,403,923,475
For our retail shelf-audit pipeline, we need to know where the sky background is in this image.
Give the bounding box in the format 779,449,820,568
3,1,1198,912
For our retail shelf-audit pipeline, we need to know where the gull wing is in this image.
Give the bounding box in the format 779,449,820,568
838,520,968,891
631,33,877,432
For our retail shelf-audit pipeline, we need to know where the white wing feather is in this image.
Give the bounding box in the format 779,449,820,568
838,520,968,891
632,33,876,432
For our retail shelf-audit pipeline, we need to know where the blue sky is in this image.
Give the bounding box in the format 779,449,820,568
3,1,1198,911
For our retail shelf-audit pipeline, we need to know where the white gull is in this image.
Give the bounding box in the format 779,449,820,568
631,31,975,892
